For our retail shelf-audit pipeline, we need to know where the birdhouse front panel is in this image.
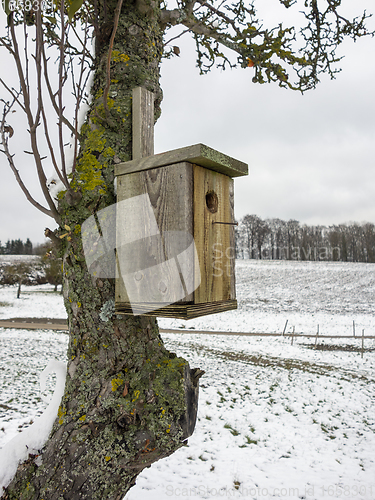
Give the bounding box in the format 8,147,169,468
115,162,196,313
114,144,248,319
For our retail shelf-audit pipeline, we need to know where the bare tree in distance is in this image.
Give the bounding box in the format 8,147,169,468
0,0,373,497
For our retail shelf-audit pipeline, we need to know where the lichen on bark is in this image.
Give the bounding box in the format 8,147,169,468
1,2,202,498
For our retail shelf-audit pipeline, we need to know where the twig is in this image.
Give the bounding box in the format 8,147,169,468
102,0,124,126
71,16,92,176
9,15,61,223
58,0,68,185
41,107,68,188
164,28,192,46
41,48,77,137
0,79,26,113
34,9,43,134
0,103,54,218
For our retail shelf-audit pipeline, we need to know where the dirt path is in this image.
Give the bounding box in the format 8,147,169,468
1,318,375,339
0,317,68,331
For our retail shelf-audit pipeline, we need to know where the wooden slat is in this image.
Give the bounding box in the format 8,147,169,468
132,87,154,160
115,143,248,178
193,165,235,304
115,300,238,320
229,179,236,298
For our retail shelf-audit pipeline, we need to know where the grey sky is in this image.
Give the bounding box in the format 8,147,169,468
0,4,374,245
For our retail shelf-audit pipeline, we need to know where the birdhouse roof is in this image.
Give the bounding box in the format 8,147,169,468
115,144,248,178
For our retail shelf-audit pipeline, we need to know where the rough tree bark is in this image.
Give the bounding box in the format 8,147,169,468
1,1,203,498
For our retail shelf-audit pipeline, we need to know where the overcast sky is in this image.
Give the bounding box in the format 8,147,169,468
0,2,374,245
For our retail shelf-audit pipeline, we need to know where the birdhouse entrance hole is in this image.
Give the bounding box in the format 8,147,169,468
206,190,218,213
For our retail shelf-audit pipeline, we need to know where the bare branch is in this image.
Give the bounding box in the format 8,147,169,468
41,46,78,138
0,78,26,113
71,17,93,176
0,35,15,56
33,11,43,134
0,102,55,220
9,16,34,129
160,8,187,28
23,20,30,98
161,4,242,54
70,22,94,63
41,106,69,189
102,0,124,127
164,28,192,47
58,0,69,186
8,14,62,223
195,0,235,28
181,14,245,54
45,227,63,248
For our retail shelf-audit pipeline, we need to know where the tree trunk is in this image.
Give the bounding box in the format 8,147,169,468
2,3,203,498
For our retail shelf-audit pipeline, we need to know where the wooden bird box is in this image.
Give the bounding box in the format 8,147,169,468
114,144,248,319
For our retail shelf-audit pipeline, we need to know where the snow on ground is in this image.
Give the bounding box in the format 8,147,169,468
0,260,375,499
0,256,40,263
0,359,66,489
0,284,66,319
159,260,375,337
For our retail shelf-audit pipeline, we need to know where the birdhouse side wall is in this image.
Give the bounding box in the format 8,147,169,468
193,164,236,304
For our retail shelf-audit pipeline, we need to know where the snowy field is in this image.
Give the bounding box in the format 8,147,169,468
1,260,375,499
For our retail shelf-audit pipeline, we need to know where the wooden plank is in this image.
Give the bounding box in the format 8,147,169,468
229,178,236,298
115,300,238,320
115,163,194,308
115,143,248,178
193,165,235,304
132,87,154,160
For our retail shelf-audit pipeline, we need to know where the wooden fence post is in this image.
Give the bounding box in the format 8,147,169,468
315,324,319,348
361,329,365,359
282,319,288,337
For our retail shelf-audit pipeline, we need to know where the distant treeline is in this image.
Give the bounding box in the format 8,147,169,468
0,238,33,255
236,216,375,263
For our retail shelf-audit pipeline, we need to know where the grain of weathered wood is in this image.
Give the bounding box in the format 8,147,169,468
229,179,236,298
193,164,234,304
115,163,194,308
115,143,248,178
132,87,154,160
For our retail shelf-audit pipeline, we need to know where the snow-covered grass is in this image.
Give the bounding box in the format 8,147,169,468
1,260,375,499
159,260,375,336
0,284,66,319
